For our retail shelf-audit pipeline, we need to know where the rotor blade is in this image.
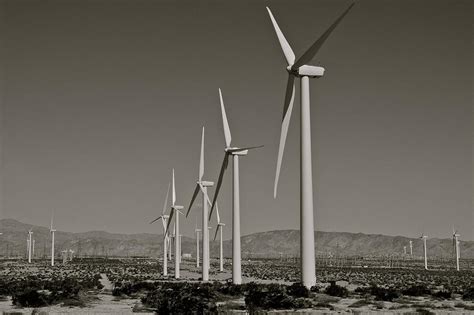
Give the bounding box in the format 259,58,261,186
186,184,201,217
228,145,264,153
199,126,205,181
219,88,232,148
165,209,174,236
266,7,295,66
172,169,176,206
161,217,167,231
162,182,170,215
274,74,295,198
210,154,229,219
292,3,355,69
149,216,163,224
216,202,221,224
213,225,220,241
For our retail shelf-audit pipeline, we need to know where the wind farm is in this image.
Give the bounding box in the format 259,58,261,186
0,0,472,314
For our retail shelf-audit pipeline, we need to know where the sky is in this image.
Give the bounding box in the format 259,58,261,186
0,0,472,241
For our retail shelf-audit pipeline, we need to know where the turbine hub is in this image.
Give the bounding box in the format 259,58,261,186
199,180,214,187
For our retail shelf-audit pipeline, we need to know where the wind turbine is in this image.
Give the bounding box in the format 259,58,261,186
195,216,201,268
409,240,413,256
210,88,263,284
213,205,225,272
27,230,33,263
266,3,355,288
165,169,184,279
452,227,460,271
420,233,428,270
50,211,56,266
186,126,220,281
150,182,171,276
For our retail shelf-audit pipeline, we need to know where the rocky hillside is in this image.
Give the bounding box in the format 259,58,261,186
0,219,472,258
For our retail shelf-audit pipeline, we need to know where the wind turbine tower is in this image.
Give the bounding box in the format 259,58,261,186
27,230,33,263
452,228,460,271
210,89,263,284
187,126,220,281
50,211,56,266
150,182,171,276
165,169,184,279
266,3,355,287
195,217,201,268
213,206,225,272
409,240,413,256
420,234,428,270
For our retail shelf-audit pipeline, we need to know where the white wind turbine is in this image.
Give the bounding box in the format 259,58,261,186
420,233,428,270
150,182,171,276
194,216,201,268
27,230,33,263
210,88,263,285
164,169,184,279
452,227,460,271
409,240,413,256
186,126,220,281
266,3,355,288
212,205,225,272
50,211,56,266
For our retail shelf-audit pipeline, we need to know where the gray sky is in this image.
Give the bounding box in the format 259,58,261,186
0,0,472,240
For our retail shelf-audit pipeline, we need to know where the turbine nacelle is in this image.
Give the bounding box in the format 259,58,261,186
287,65,325,78
173,205,184,211
225,147,249,155
199,180,214,187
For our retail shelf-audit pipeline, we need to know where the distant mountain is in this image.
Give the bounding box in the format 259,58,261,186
0,219,472,259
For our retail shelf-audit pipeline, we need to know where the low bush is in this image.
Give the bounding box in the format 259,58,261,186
432,290,452,299
402,285,431,296
324,281,348,298
287,282,310,298
463,288,474,301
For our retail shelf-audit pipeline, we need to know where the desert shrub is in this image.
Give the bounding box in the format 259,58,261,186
142,282,218,314
402,285,431,296
324,281,348,298
310,285,320,293
369,286,400,301
463,288,474,301
432,290,452,299
415,308,435,315
287,283,310,298
12,289,50,307
244,283,296,311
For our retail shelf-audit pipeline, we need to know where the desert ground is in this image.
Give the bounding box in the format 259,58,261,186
0,256,473,314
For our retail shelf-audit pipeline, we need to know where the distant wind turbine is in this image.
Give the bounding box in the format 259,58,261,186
420,233,428,270
409,240,413,256
213,205,225,272
165,169,184,279
27,230,33,263
266,3,355,288
150,182,171,276
50,210,56,266
452,227,460,271
194,216,201,268
186,126,218,281
210,88,263,284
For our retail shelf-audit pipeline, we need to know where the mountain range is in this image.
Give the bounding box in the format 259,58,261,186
0,219,472,259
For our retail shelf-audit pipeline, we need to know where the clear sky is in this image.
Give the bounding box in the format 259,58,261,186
0,0,472,240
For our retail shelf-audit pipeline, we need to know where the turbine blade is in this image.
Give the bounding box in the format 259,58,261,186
274,74,295,198
216,203,221,224
172,169,176,206
210,154,229,219
165,209,174,236
149,216,163,224
213,225,220,241
199,126,205,181
161,217,167,231
162,182,171,215
266,7,295,66
219,88,232,148
292,3,355,69
186,184,201,217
